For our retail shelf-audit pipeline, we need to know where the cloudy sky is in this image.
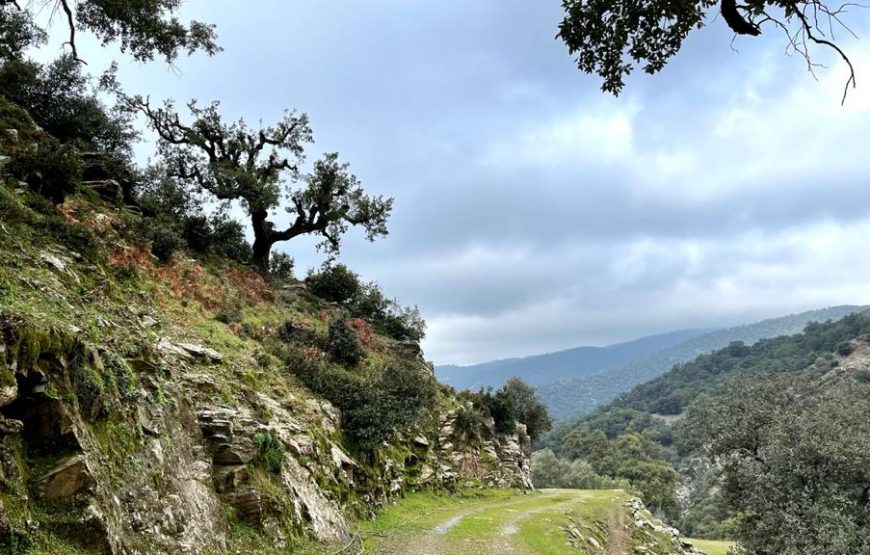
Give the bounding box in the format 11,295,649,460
42,1,870,364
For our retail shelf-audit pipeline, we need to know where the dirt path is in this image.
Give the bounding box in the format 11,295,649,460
607,506,628,555
368,489,608,555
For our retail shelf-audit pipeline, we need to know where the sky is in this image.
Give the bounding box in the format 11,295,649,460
35,1,870,365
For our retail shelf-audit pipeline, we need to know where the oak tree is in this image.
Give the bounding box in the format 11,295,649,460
129,97,393,274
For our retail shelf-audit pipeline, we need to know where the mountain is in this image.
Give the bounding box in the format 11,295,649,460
436,328,708,390
536,305,866,420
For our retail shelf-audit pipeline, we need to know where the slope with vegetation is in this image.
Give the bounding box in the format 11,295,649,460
0,5,543,554
537,311,870,554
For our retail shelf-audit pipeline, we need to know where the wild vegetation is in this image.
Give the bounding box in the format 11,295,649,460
537,311,870,552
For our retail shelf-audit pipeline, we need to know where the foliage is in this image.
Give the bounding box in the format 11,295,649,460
531,448,629,490
2,0,218,64
325,316,364,366
0,55,135,153
8,136,83,203
613,314,870,415
468,387,517,435
558,0,859,98
124,96,392,273
306,264,361,304
268,252,294,282
285,351,437,450
681,372,870,554
561,428,677,514
253,430,285,474
501,378,552,443
134,172,252,264
307,265,426,341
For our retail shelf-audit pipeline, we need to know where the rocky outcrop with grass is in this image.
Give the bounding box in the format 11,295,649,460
0,147,531,553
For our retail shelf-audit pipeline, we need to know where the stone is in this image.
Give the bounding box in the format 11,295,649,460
40,454,95,502
213,443,256,466
177,343,223,363
412,435,430,448
214,465,249,493
140,315,159,327
0,155,10,168
82,179,124,205
227,489,262,526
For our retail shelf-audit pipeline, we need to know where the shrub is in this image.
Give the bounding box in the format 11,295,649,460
325,317,364,366
469,387,517,435
306,264,360,304
269,252,294,281
144,218,185,262
351,282,426,341
9,137,82,203
208,218,251,263
284,350,437,451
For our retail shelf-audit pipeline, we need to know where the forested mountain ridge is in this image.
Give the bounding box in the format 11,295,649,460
436,328,706,390
535,305,865,420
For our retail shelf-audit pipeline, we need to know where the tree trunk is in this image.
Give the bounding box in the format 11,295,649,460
250,208,274,277
251,236,272,277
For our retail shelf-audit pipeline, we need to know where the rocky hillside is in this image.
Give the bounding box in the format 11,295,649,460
0,182,532,554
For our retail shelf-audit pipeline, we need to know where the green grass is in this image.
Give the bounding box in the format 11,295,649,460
688,538,736,555
356,488,691,555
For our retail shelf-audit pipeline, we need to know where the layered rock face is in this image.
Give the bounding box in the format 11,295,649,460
0,320,531,554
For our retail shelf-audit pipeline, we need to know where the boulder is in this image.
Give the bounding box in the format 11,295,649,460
40,454,95,502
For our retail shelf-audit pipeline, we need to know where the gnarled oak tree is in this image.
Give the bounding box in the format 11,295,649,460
558,0,859,101
128,97,393,275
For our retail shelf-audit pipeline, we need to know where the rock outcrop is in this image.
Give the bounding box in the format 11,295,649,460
0,316,532,554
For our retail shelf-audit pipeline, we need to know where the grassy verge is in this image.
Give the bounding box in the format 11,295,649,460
688,538,736,555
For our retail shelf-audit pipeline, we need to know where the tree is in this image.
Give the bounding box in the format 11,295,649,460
502,377,552,443
0,0,219,63
127,98,393,274
681,373,870,553
558,0,858,101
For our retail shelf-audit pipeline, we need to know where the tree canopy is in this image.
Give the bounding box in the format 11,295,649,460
558,0,859,100
0,0,219,63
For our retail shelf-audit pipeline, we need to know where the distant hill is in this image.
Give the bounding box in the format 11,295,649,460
436,328,707,390
536,305,866,420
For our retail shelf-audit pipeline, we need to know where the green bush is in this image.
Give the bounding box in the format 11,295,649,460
284,350,437,451
325,317,364,366
143,218,186,262
306,264,361,304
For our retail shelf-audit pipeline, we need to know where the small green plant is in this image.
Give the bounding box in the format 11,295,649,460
253,430,284,474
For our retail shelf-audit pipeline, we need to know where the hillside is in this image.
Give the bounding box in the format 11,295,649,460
0,181,532,552
536,305,864,420
437,328,707,390
541,311,870,552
